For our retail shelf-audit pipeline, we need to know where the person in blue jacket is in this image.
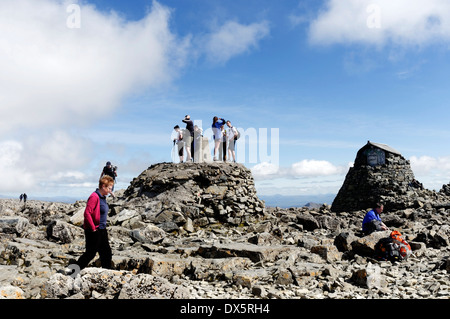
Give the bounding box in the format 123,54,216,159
362,203,389,235
212,116,225,161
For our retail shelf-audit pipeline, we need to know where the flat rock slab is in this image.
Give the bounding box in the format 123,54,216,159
195,242,297,263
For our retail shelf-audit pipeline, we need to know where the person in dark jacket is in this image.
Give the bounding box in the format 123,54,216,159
101,161,117,192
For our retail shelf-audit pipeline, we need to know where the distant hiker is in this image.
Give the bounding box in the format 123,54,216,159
362,203,389,235
212,116,225,161
19,194,23,202
23,193,27,204
173,125,185,163
75,175,114,271
182,115,194,162
226,120,238,163
101,161,117,192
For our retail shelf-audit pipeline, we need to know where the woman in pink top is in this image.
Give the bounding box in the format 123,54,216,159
76,175,114,270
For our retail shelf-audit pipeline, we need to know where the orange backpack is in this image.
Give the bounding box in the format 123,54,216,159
390,230,412,260
375,230,412,261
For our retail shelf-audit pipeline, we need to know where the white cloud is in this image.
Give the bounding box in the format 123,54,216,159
0,141,35,193
309,0,450,47
49,171,87,182
0,0,189,133
253,156,450,195
381,155,450,190
252,159,348,180
204,20,270,64
291,159,346,177
0,131,94,195
0,0,192,196
21,130,93,174
251,162,280,178
410,155,450,175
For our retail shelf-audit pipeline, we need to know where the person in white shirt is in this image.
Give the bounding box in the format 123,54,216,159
226,120,238,163
173,125,184,163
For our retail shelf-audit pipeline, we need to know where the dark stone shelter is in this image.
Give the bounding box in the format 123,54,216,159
331,141,417,212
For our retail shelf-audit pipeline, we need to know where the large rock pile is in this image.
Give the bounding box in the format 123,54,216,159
121,162,265,228
332,141,450,212
0,162,449,300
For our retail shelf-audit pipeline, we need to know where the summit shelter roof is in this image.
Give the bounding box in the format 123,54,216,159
361,141,402,156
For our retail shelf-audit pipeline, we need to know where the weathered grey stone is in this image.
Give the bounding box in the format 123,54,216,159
43,268,189,299
42,273,73,299
334,232,358,252
274,268,294,285
413,228,449,248
195,242,295,263
350,263,387,289
122,162,265,226
350,230,391,257
296,213,319,231
311,244,342,263
111,209,140,225
0,266,19,286
0,285,25,299
0,216,29,235
1,160,450,300
69,207,85,226
118,272,189,299
248,232,280,245
130,224,166,244
46,220,83,244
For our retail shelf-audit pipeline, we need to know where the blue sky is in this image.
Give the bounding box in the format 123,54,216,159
1,0,450,201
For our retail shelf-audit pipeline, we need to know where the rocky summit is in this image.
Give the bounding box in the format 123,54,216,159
1,162,450,300
122,162,265,228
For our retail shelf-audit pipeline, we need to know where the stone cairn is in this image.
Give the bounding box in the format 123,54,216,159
331,141,450,212
121,162,266,229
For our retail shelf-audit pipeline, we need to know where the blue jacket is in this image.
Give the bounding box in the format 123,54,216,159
212,118,225,129
212,119,226,139
362,209,382,232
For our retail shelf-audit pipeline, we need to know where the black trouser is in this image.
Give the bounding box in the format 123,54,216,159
222,139,227,161
363,219,383,236
76,228,112,270
191,134,194,161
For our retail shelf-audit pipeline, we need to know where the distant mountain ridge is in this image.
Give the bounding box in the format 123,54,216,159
259,194,336,208
1,193,336,208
